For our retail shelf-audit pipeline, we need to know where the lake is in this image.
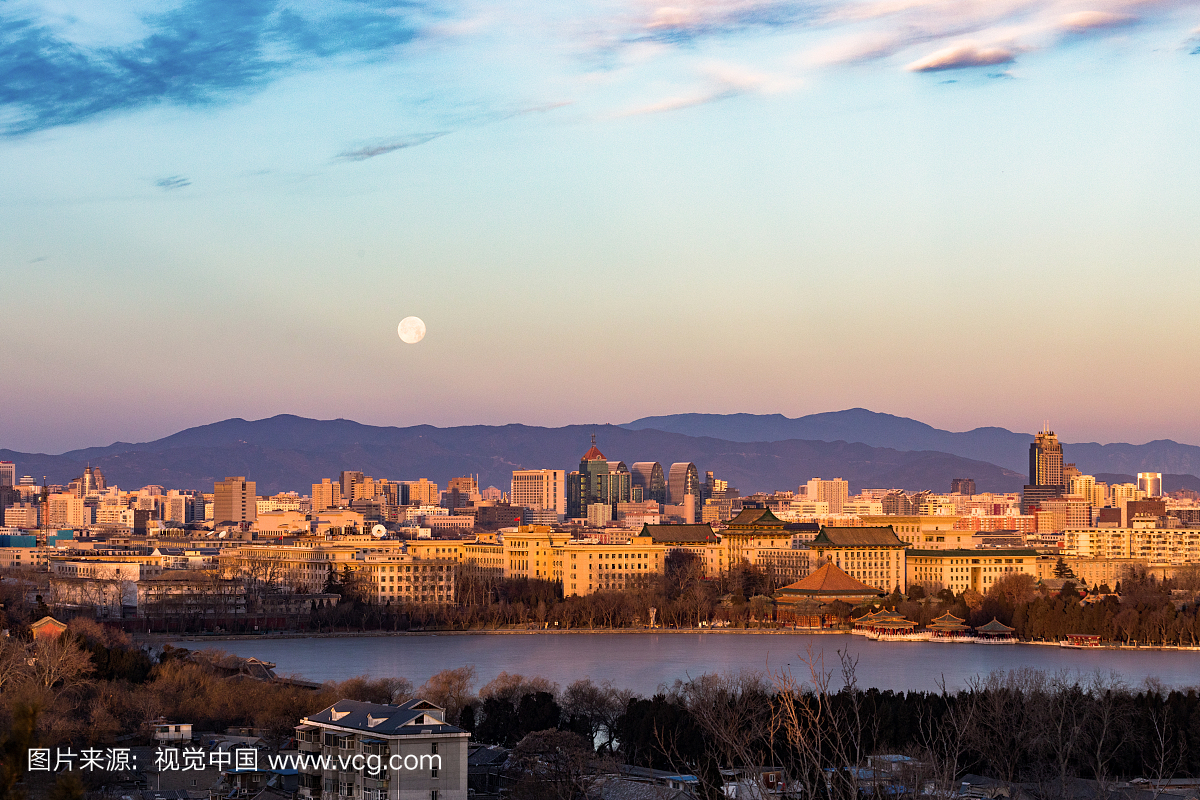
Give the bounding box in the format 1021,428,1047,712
171,632,1200,696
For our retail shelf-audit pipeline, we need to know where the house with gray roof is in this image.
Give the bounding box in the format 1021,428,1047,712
296,698,469,800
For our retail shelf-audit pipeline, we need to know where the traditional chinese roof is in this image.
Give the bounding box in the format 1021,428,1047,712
638,523,718,544
975,618,1015,634
303,699,465,736
777,563,885,599
726,507,787,530
927,612,972,631
810,526,907,548
30,616,68,638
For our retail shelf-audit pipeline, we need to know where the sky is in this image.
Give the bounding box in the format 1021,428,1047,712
2,0,1199,454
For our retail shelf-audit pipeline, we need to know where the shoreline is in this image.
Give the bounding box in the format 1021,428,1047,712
136,628,1200,651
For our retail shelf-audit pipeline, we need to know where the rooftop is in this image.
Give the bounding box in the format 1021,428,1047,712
811,526,907,548
726,507,787,530
777,563,885,598
303,698,466,736
638,523,718,544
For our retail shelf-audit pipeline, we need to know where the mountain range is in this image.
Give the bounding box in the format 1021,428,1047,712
624,410,1200,477
1,410,1196,497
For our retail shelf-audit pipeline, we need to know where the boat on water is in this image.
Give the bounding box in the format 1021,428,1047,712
1060,633,1104,648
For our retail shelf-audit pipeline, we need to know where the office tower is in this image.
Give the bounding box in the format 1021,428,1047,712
576,438,611,511
312,478,342,513
1137,472,1163,497
214,476,257,524
406,478,439,507
0,462,14,488
446,476,479,509
1029,427,1065,488
804,477,849,514
603,462,632,509
1024,427,1067,513
511,469,566,518
950,478,976,496
667,462,700,505
340,471,365,501
631,462,666,504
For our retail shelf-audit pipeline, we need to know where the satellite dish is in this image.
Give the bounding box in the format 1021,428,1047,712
372,524,388,538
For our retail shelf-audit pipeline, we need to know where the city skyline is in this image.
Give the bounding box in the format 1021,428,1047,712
3,0,1199,453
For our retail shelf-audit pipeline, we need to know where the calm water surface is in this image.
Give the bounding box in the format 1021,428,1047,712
188,634,1200,696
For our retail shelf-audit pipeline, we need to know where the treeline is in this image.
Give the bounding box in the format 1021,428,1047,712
895,567,1200,645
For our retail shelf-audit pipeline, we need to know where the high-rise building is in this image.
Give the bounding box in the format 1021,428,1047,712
631,462,667,504
511,469,566,518
339,471,365,502
1024,427,1067,514
804,478,849,514
0,462,16,487
312,478,342,513
1029,428,1065,488
950,478,976,496
603,461,632,510
667,462,700,506
406,479,440,507
576,438,611,514
214,476,257,525
1137,472,1163,497
446,476,479,509
46,493,87,528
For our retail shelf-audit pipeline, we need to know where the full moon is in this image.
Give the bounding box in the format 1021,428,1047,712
397,316,426,344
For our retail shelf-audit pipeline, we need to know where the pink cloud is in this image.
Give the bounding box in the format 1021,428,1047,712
905,42,1017,71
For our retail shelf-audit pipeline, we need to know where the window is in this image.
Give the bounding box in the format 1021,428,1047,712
431,743,438,755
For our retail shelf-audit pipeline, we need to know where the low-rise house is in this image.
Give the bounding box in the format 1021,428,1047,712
296,698,469,800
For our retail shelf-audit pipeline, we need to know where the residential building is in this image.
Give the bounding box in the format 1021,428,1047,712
214,477,257,525
4,502,39,528
406,479,440,507
510,469,566,519
951,478,976,496
295,699,469,800
804,478,849,514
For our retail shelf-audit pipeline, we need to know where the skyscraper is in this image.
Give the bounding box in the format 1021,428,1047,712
667,462,700,505
214,476,257,525
1029,428,1065,487
1023,427,1066,514
1137,472,1163,497
630,462,666,504
0,462,14,488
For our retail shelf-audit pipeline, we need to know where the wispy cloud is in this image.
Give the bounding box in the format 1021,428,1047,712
906,42,1017,71
611,59,800,117
0,0,427,135
1059,10,1135,31
335,132,449,161
155,176,192,190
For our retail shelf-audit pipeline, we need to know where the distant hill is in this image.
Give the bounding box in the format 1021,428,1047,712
0,415,1026,496
624,410,1200,477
